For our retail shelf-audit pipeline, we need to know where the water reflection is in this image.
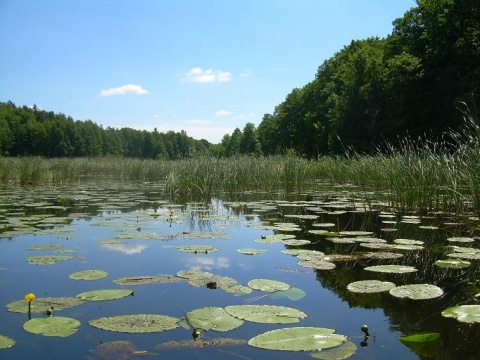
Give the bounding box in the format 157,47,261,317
100,243,148,255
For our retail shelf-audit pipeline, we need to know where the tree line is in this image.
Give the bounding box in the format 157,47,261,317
1,0,478,159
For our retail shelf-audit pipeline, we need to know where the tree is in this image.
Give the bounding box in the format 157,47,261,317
239,123,262,155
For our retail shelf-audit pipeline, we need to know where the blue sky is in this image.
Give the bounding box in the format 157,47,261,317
0,0,415,143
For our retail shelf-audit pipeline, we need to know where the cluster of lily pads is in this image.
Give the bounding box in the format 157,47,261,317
1,184,480,358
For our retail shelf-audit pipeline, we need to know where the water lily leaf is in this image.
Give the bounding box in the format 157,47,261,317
255,234,296,244
177,269,214,281
364,265,417,273
237,248,268,255
26,255,74,265
394,239,424,245
113,274,185,285
185,307,244,332
282,249,325,257
447,252,480,260
434,259,471,269
76,289,134,301
441,305,480,323
248,278,291,292
446,237,474,243
248,327,347,351
89,314,180,333
6,297,85,313
69,269,108,280
389,284,444,300
225,305,307,324
23,316,81,337
87,340,138,359
398,332,441,357
175,245,219,253
27,244,63,251
347,280,396,293
282,239,311,246
362,252,403,260
298,259,336,270
154,337,246,349
310,340,357,359
0,335,15,349
270,287,306,301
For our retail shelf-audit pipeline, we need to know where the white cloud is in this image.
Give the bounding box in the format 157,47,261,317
101,244,148,255
99,84,150,96
215,110,232,117
239,70,251,77
182,67,231,83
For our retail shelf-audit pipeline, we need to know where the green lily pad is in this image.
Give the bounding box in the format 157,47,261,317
26,255,74,265
441,305,480,323
364,265,417,273
113,274,185,285
248,327,347,351
389,284,444,300
27,244,64,251
6,297,85,313
248,279,291,292
86,340,138,359
0,335,15,349
447,237,474,243
237,248,268,255
222,284,253,296
154,337,247,349
89,314,180,333
394,239,424,245
69,269,108,281
269,287,306,301
23,316,81,337
225,305,307,324
347,280,396,293
434,259,471,268
298,259,336,270
255,234,296,244
185,307,244,332
175,245,219,253
282,239,311,246
398,332,441,357
310,340,357,359
76,289,134,301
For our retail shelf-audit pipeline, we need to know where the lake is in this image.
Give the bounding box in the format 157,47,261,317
0,182,479,359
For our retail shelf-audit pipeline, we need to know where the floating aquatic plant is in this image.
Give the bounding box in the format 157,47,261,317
441,305,480,323
183,307,244,332
347,280,396,293
364,265,417,273
248,327,347,351
310,340,357,359
69,270,108,281
389,284,444,300
225,305,307,324
89,314,180,333
247,278,291,292
76,289,134,301
0,335,15,349
23,317,81,337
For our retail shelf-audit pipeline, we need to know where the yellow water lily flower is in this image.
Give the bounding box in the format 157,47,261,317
24,293,35,302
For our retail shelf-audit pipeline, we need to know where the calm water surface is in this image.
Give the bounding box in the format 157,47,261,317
0,183,479,360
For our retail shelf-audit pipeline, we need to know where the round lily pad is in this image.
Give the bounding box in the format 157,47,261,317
24,316,81,337
89,314,180,333
185,307,244,332
87,341,137,359
0,335,15,349
225,305,307,324
248,279,291,292
364,265,417,273
175,245,219,253
27,244,63,251
297,259,336,270
310,340,357,359
237,248,268,255
76,289,134,301
69,270,108,281
389,284,444,300
113,274,185,285
347,280,396,293
26,255,74,265
434,259,471,269
248,327,347,351
446,237,474,243
441,305,480,323
6,297,85,313
269,287,306,301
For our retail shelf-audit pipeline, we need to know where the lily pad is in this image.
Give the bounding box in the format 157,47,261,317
175,245,219,253
441,305,480,323
434,259,471,269
364,265,417,273
347,280,396,293
23,316,81,337
89,314,180,333
6,297,85,313
225,305,307,324
237,248,268,255
248,279,291,292
398,332,441,357
113,274,185,285
27,244,64,251
0,335,15,349
26,255,74,265
86,340,138,359
310,340,357,359
185,307,244,332
298,259,336,270
389,284,444,300
269,287,306,301
248,327,347,351
76,289,134,301
446,237,474,243
154,337,246,349
69,269,108,281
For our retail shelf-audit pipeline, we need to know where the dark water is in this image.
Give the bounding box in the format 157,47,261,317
0,183,479,360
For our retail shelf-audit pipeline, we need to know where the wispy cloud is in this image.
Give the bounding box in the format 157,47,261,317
215,110,232,116
99,84,150,96
239,70,251,77
182,67,231,83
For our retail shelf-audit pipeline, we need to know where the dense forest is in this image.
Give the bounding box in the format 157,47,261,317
1,0,479,159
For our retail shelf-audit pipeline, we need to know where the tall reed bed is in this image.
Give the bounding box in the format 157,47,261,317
1,111,479,214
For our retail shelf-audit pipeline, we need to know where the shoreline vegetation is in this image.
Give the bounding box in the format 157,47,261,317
1,114,479,215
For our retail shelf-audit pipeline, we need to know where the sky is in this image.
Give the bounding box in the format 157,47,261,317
0,0,415,144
